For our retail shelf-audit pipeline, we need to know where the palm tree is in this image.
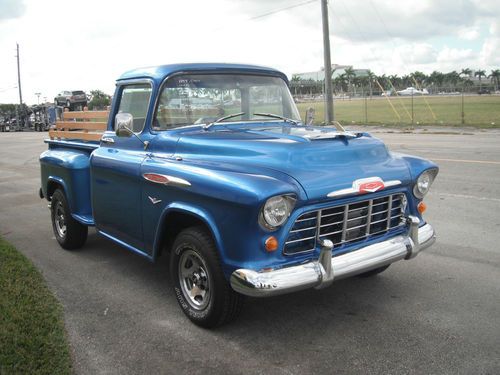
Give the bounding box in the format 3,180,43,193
463,78,474,90
388,74,400,90
429,71,444,93
475,69,486,90
376,74,390,93
488,69,500,91
290,75,302,95
460,68,472,78
366,70,375,98
344,67,356,96
411,71,427,87
444,71,460,91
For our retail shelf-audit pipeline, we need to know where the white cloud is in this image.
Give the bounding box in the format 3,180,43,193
0,0,498,104
458,27,480,41
437,47,475,63
480,21,500,66
0,0,25,21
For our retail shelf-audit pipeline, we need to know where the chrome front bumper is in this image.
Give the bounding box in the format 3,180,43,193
230,216,435,297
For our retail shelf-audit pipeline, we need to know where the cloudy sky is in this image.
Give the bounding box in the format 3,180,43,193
0,0,498,104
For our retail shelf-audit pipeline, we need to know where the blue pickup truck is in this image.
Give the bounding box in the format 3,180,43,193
40,63,438,327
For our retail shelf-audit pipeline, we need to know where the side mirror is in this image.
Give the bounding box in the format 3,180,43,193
115,112,134,137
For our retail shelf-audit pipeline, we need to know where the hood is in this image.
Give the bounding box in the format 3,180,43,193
169,124,412,201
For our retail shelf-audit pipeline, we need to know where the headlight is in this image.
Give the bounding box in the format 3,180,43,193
259,195,296,230
413,169,438,199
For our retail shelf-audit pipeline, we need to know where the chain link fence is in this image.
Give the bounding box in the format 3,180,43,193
293,85,500,127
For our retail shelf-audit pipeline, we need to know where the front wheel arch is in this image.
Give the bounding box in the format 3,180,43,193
153,206,223,260
47,180,64,201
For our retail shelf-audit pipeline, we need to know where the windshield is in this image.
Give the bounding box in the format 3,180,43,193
154,74,300,130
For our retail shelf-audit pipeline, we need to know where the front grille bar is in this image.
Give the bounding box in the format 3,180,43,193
284,193,406,255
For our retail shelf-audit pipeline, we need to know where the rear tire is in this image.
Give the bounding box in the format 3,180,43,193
51,189,88,250
358,264,390,277
170,226,244,328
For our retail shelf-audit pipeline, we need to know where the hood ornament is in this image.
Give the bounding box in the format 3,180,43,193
327,177,401,198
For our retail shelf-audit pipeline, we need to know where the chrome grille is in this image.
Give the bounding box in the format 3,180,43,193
284,193,406,255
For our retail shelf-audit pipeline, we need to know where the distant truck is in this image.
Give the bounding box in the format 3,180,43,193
0,120,9,132
31,105,61,131
39,63,438,327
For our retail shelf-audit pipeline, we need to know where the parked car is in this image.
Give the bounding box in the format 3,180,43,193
397,87,429,96
39,63,438,327
477,88,491,95
0,119,10,132
54,90,87,109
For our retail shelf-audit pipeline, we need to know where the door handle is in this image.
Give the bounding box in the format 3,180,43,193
101,137,115,144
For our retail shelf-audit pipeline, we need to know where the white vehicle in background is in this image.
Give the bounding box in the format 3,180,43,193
397,87,429,96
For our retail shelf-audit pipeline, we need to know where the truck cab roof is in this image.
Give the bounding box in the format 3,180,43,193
117,63,289,85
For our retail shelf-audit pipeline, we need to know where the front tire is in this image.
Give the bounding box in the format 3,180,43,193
51,189,88,250
170,226,244,328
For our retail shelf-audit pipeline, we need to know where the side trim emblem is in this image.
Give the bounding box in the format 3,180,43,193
148,196,162,205
142,173,191,188
327,177,401,198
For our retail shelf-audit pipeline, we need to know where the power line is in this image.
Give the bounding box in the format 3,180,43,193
249,0,318,21
0,86,17,93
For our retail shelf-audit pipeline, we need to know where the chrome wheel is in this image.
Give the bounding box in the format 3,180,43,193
54,202,67,238
178,249,211,310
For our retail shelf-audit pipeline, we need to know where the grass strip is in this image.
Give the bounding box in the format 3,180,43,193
0,237,71,375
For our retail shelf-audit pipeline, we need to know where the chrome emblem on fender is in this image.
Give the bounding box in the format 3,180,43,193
327,177,401,198
148,196,162,205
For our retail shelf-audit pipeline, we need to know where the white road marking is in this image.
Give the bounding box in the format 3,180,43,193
438,193,500,203
432,158,500,165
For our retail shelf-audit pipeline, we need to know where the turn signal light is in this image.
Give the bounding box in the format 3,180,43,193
417,201,427,214
265,236,279,252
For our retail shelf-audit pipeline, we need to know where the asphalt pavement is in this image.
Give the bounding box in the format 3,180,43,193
0,129,499,375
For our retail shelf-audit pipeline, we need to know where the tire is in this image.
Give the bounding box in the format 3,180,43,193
170,226,244,328
51,189,88,250
66,100,71,110
358,264,390,277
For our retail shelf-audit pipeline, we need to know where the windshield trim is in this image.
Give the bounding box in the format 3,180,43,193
150,71,297,133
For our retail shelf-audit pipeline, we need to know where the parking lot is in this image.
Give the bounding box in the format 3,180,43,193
0,130,499,374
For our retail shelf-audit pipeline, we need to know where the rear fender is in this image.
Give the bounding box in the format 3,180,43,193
46,176,69,204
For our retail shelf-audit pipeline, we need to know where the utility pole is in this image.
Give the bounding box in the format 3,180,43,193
16,43,24,129
321,0,334,123
16,43,23,106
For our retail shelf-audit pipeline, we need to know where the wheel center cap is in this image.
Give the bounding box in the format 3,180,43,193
192,272,201,285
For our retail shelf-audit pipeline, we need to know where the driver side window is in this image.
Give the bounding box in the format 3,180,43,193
117,84,152,132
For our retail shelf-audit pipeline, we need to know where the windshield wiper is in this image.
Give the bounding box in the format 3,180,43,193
253,112,300,125
203,112,245,130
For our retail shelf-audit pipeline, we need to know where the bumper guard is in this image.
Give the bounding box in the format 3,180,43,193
230,215,435,297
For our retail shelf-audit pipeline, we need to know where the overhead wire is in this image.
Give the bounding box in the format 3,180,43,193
328,0,405,120
0,86,17,93
368,0,437,120
249,0,318,21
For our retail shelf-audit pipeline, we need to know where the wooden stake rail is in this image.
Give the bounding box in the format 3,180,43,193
49,110,109,142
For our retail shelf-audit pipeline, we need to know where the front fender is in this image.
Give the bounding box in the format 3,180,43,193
152,202,223,262
392,152,439,181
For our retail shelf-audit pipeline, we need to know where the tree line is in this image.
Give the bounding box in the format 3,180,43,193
291,68,500,96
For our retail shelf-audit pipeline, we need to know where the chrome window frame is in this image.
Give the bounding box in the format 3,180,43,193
151,71,298,133
114,78,154,135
